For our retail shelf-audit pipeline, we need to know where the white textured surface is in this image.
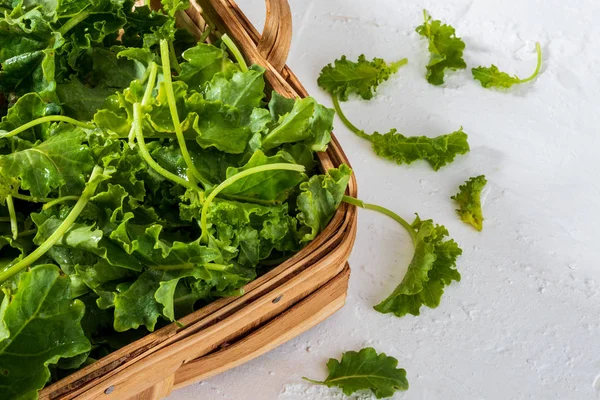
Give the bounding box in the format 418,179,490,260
169,0,600,398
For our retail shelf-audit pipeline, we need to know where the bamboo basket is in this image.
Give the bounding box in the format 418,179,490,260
39,0,357,398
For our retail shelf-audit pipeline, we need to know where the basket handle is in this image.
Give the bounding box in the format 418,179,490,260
256,0,292,73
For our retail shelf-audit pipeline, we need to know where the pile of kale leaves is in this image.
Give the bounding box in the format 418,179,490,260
0,0,350,397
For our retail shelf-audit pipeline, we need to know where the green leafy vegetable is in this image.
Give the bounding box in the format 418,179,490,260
296,165,352,242
318,54,469,170
0,128,93,199
343,197,462,317
472,42,542,89
303,347,409,398
416,10,467,85
366,127,469,171
317,55,407,101
452,175,487,231
0,1,349,393
0,265,90,400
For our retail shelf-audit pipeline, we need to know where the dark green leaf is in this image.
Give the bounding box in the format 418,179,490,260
0,265,90,400
296,164,352,242
0,127,93,198
221,150,306,202
304,347,409,399
374,216,462,317
318,55,407,101
176,43,239,90
205,65,266,116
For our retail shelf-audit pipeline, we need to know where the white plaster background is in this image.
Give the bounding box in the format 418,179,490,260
169,0,600,398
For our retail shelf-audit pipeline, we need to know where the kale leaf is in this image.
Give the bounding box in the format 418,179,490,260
304,347,409,398
452,175,487,231
343,197,462,317
472,42,542,89
318,55,469,170
415,10,467,85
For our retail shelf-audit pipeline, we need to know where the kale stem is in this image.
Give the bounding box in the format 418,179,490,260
42,196,80,210
221,34,248,72
0,166,104,283
6,195,18,240
142,62,159,107
57,10,91,35
10,193,51,203
331,96,371,140
342,195,417,245
17,229,37,238
391,58,409,70
168,41,182,74
519,42,542,83
0,116,95,139
149,263,230,271
423,9,431,35
129,62,159,147
0,217,10,222
199,26,212,44
159,39,205,185
133,103,195,190
204,263,231,271
199,163,305,244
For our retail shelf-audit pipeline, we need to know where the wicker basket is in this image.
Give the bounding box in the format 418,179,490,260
39,1,357,398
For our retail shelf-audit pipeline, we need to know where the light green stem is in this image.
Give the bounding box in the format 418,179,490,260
199,26,212,43
0,116,95,139
129,62,159,147
17,229,37,238
331,96,371,140
0,166,104,283
519,42,542,83
342,195,417,245
10,193,51,203
221,34,248,72
391,58,409,70
42,196,80,210
58,10,91,35
159,40,204,185
142,62,159,107
168,41,182,74
200,163,305,243
423,9,431,34
133,103,195,190
150,263,231,271
6,195,18,240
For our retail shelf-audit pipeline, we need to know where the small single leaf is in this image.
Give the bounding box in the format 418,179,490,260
318,55,407,101
261,97,315,150
472,65,521,89
176,43,239,89
416,10,466,85
368,127,470,170
296,164,352,242
472,43,542,89
304,347,409,399
451,175,487,231
374,216,462,317
222,150,306,202
204,66,266,116
185,93,253,154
